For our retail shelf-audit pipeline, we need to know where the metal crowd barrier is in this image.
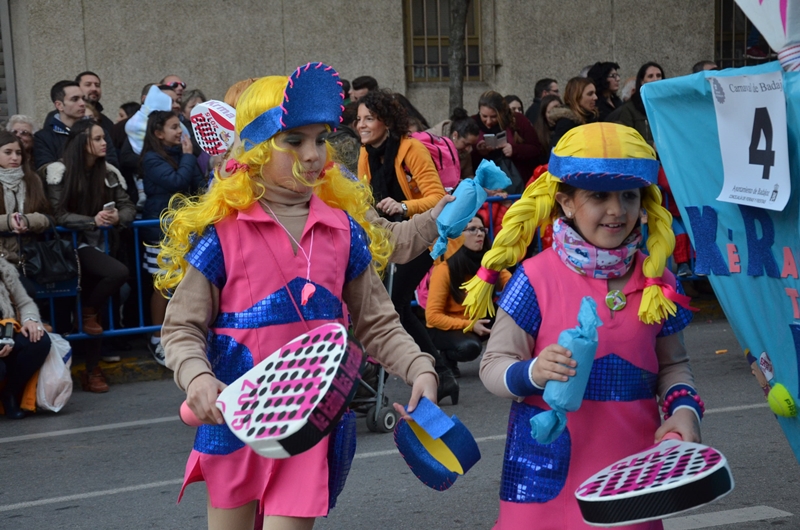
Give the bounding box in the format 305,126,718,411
37,219,160,340
37,192,698,341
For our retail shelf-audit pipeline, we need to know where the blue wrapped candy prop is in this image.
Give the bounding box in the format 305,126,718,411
394,397,481,491
430,159,512,260
530,297,603,444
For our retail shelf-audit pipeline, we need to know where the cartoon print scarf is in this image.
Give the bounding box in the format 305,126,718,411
551,217,642,279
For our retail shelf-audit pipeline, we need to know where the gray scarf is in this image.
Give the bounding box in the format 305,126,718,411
0,167,25,215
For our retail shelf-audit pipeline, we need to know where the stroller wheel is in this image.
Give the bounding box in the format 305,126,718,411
366,405,398,433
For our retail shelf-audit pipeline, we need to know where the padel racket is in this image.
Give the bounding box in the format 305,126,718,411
575,433,734,527
180,323,366,459
189,100,236,155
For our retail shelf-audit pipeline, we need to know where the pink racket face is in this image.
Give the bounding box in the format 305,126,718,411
190,100,236,155
216,323,364,459
576,439,734,526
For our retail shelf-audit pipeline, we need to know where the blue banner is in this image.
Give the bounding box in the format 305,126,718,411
643,62,800,461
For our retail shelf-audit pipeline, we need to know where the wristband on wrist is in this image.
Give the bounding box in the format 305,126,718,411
662,384,705,421
504,358,544,397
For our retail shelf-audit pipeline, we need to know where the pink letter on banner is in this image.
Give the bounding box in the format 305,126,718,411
727,244,741,273
782,247,799,279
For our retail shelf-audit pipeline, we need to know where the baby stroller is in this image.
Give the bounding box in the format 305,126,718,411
349,263,399,433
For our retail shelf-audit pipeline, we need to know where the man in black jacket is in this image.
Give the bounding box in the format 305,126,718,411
42,72,115,135
33,80,119,171
76,71,115,132
524,78,559,126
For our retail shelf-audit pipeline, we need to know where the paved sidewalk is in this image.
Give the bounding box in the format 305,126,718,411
69,336,173,387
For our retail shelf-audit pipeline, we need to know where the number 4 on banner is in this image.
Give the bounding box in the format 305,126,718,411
750,107,775,180
709,70,791,212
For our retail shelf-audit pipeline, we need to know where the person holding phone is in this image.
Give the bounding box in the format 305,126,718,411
140,110,204,366
0,131,52,297
425,216,511,385
45,120,136,392
471,91,542,192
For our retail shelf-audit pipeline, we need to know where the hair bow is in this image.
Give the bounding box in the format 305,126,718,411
225,159,250,174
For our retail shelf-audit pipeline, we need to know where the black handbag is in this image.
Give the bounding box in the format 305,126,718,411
495,155,524,195
20,216,80,284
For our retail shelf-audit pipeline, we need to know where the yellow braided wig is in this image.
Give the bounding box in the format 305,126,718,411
462,123,675,328
154,76,392,293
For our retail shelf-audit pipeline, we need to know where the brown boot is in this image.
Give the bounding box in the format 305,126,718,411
81,308,103,335
81,367,109,393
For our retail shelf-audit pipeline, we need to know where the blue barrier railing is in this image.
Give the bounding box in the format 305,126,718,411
39,192,701,341
484,194,521,241
37,219,161,341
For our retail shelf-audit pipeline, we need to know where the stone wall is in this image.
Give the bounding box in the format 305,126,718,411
8,0,713,126
9,0,406,123
412,0,715,123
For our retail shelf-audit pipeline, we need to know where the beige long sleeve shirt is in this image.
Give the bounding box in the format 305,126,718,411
163,182,436,392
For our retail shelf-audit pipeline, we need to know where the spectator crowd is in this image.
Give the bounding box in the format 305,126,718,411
0,57,720,415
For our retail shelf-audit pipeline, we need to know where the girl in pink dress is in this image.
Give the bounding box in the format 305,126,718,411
158,64,437,530
463,123,702,529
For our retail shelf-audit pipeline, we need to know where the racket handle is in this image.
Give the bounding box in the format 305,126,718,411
662,432,683,441
180,401,203,427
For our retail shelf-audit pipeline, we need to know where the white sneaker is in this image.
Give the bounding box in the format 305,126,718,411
148,340,166,367
101,355,121,363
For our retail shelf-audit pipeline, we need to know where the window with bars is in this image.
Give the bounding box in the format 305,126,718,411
404,0,482,82
715,0,777,69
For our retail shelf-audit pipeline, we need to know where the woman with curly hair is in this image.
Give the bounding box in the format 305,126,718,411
471,90,542,191
356,89,458,403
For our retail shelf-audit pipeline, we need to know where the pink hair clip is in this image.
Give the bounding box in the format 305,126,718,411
225,159,250,174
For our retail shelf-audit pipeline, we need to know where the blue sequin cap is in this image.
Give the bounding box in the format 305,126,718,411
547,123,659,191
239,62,344,151
548,152,659,191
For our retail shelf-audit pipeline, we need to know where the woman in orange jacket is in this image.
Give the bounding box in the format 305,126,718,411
426,216,510,386
356,90,458,402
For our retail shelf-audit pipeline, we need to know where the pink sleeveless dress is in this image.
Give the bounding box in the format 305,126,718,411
493,249,692,529
177,196,372,517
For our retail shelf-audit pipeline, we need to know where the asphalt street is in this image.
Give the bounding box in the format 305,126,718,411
1,319,798,529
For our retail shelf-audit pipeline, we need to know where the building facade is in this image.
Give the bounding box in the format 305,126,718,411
2,0,714,126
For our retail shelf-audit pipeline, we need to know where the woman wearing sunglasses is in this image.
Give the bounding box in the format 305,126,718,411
425,216,511,386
